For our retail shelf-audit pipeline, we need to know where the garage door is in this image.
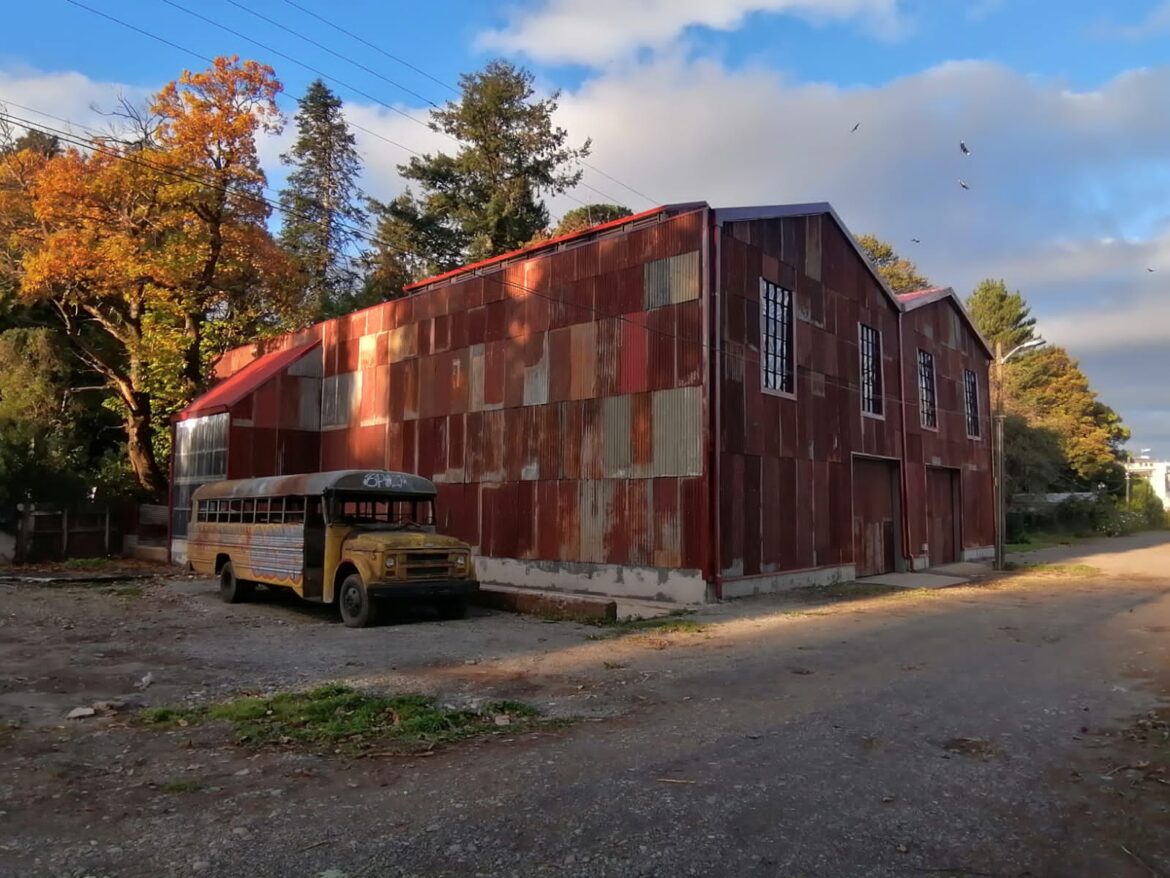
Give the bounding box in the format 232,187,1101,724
853,458,899,577
927,467,960,566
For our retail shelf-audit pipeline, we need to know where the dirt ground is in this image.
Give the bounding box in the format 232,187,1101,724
1,532,1168,877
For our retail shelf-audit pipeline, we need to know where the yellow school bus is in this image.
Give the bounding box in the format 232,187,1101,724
187,470,478,627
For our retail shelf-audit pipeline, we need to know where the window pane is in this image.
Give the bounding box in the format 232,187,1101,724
761,279,794,395
859,323,882,416
964,369,980,437
918,350,937,429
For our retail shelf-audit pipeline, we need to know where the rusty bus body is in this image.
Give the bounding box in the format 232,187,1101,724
188,470,478,627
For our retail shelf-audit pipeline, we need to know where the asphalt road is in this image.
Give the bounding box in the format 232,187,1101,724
2,532,1168,877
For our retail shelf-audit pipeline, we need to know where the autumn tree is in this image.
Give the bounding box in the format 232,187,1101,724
373,60,590,280
9,57,302,494
278,79,367,318
966,279,1037,351
1004,345,1129,486
855,234,930,294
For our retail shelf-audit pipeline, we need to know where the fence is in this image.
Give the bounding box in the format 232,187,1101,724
124,504,169,563
13,504,122,564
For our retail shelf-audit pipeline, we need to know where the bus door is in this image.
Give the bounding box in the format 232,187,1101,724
303,496,325,600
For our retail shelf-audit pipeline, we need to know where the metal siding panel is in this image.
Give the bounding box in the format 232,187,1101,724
644,250,700,310
602,394,632,477
523,333,550,406
652,477,681,568
560,401,582,480
631,392,653,477
579,480,606,564
626,479,652,566
652,386,702,476
569,322,598,400
580,399,604,480
743,455,762,575
619,313,649,394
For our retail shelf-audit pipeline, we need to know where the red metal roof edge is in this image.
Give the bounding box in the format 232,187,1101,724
174,339,321,422
403,203,681,292
898,286,994,359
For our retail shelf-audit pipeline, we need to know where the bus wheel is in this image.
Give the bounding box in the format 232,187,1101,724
219,561,255,604
338,574,378,628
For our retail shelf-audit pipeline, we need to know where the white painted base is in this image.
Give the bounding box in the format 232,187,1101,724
170,538,188,566
123,535,168,563
720,564,856,599
962,546,995,562
474,556,708,604
910,556,931,571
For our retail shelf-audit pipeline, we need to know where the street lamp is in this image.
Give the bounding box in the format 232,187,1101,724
993,337,1046,570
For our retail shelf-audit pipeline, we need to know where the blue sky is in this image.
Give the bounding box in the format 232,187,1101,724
2,0,1169,452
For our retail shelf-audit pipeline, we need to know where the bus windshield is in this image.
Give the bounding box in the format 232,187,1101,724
328,494,436,530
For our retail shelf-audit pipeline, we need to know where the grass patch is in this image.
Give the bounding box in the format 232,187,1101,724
789,583,907,602
585,611,707,638
1009,562,1100,577
61,557,114,570
137,685,547,753
159,779,205,794
1005,533,1077,554
103,584,143,598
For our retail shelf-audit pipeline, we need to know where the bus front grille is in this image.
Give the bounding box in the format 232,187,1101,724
403,551,455,579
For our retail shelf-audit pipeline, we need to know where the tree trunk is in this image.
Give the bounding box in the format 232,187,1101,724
182,311,202,391
125,398,166,498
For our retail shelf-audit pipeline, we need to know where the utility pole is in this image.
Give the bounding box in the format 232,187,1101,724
993,337,1045,571
994,340,1005,571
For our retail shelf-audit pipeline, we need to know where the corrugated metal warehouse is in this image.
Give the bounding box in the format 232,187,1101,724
171,202,995,602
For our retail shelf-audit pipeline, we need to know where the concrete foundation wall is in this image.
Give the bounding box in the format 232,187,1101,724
720,564,855,599
474,556,708,604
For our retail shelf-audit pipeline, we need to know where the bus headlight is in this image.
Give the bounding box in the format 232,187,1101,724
454,554,466,570
385,556,396,569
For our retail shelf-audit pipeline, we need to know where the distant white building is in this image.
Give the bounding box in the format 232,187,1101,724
1126,460,1170,510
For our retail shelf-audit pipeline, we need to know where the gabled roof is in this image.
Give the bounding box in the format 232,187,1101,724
713,202,906,314
404,204,696,293
897,287,994,359
175,340,320,422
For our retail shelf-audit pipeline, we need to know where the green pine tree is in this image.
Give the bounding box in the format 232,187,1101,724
278,80,367,317
372,60,591,280
965,279,1037,351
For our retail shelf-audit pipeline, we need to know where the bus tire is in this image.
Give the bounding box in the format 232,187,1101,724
338,573,378,628
219,561,254,604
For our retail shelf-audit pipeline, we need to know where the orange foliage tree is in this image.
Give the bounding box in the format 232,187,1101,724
7,57,304,495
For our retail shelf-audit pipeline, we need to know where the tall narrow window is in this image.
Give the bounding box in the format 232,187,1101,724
918,350,937,429
859,323,883,416
964,368,981,438
761,278,795,395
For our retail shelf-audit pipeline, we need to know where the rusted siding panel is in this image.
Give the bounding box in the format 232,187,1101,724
652,386,702,476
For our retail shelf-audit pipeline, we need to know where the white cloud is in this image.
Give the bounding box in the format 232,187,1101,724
0,67,152,143
1100,0,1170,39
478,0,904,66
542,55,1170,449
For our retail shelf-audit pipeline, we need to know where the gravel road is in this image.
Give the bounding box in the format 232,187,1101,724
1,532,1168,877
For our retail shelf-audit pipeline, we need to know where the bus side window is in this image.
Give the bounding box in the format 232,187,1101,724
254,498,268,524
228,500,242,523
271,497,285,524
215,500,227,523
306,498,323,526
242,498,255,524
285,496,305,524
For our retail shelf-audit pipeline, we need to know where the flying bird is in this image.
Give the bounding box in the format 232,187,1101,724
960,141,971,156
851,122,860,132
958,179,970,190
911,238,921,243
1148,267,1157,273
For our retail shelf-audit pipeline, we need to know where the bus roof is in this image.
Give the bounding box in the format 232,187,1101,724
191,470,438,501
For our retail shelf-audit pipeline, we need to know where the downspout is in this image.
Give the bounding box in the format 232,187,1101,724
708,213,723,600
896,309,914,569
166,419,176,566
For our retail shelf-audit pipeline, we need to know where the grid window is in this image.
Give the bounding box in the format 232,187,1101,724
761,278,795,395
918,350,937,429
859,323,883,416
964,369,981,438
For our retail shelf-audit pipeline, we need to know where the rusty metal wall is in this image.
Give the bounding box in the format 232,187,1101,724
901,299,995,555
293,208,714,575
718,214,904,578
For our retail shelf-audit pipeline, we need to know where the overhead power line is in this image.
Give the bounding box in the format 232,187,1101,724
3,106,987,421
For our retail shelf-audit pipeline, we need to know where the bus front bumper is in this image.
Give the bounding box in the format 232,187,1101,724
367,579,480,600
